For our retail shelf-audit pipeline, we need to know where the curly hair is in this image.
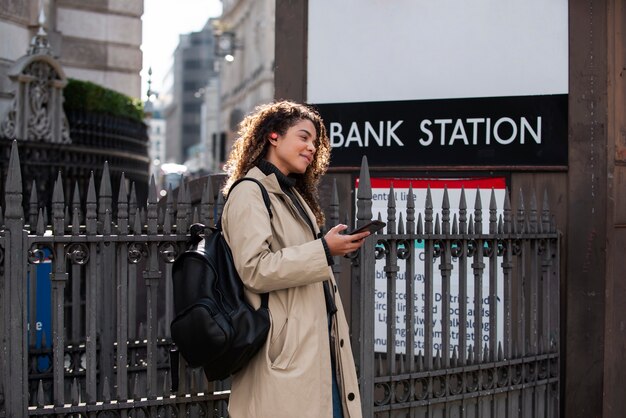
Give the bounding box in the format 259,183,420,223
222,100,331,225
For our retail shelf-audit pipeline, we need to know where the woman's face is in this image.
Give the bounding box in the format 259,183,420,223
266,119,317,175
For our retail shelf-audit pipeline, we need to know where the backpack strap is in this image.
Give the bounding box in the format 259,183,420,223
228,177,273,219
224,177,271,309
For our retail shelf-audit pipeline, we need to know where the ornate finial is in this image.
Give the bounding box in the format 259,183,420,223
28,0,52,55
146,67,158,100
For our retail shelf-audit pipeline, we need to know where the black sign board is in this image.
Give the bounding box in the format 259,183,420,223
313,94,568,168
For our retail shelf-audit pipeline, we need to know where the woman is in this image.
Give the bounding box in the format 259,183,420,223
221,101,369,418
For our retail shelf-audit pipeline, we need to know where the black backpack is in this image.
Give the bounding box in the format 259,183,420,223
170,178,271,382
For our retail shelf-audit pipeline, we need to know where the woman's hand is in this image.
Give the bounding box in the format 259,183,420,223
324,224,371,256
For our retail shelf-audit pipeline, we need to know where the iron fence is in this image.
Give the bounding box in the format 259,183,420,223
0,141,227,417
349,159,560,417
0,143,560,417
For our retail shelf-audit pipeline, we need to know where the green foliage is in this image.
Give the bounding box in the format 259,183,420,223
63,78,144,122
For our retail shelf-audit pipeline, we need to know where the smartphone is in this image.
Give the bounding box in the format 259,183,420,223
347,220,386,235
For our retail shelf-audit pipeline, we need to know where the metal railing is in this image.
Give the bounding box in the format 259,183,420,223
0,141,226,417
348,158,560,417
0,144,560,417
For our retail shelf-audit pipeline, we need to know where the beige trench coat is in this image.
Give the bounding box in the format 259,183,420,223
221,167,363,418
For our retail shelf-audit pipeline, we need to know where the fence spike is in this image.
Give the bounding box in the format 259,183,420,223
517,188,525,233
489,188,497,234
36,208,45,235
417,213,423,234
118,173,128,204
356,156,373,223
474,188,483,233
71,378,80,404
164,183,174,234
190,369,198,394
147,175,158,234
43,207,48,232
542,188,551,233
529,189,538,233
99,161,112,198
459,187,467,234
103,209,112,235
52,171,64,205
452,213,458,235
398,212,405,234
86,172,97,235
483,343,490,362
442,187,450,234
407,183,415,234
451,346,458,368
434,348,441,369
98,162,113,234
498,214,503,234
140,207,147,228
425,186,433,234
377,353,384,375
102,376,111,402
503,187,512,234
64,205,70,228
52,171,65,235
164,204,172,234
29,179,38,228
468,214,474,235
37,379,45,407
176,177,190,233
133,207,143,234
387,183,396,234
467,345,474,364
117,173,129,235
434,213,441,235
498,341,504,361
129,182,138,229
5,141,24,220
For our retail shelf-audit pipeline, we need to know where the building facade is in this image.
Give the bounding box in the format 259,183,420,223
162,22,216,167
201,0,275,173
0,0,143,118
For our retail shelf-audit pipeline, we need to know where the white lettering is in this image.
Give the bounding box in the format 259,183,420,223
419,119,433,146
365,121,384,146
434,119,453,145
466,118,485,145
521,116,541,144
493,117,517,145
449,119,469,145
386,120,404,146
330,122,344,147
345,122,363,147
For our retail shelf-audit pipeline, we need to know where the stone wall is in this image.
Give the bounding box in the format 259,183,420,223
0,0,143,116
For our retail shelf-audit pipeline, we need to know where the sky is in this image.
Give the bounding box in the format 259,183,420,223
140,0,223,99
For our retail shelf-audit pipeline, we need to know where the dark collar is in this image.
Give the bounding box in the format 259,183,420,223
257,159,297,189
